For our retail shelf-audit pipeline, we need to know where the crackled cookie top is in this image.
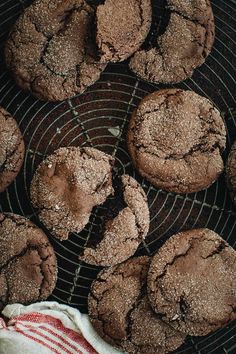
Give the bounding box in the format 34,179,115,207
123,296,185,354
80,175,150,266
5,0,106,101
226,141,236,205
89,257,185,354
128,89,226,194
0,213,57,307
0,107,25,193
30,147,114,240
148,228,236,336
96,0,151,62
129,0,215,83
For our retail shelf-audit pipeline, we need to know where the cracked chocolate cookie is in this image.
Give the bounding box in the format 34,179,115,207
148,228,236,336
127,89,226,194
0,107,25,193
30,147,114,240
79,175,150,266
5,0,106,101
129,0,215,84
0,213,57,308
96,0,151,62
89,257,185,354
226,141,236,205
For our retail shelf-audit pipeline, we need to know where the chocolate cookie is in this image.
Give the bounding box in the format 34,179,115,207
96,0,151,62
226,141,236,204
30,147,114,240
5,0,106,101
127,89,226,194
148,229,236,336
129,0,215,83
0,107,25,193
79,175,150,266
0,213,57,307
88,257,185,354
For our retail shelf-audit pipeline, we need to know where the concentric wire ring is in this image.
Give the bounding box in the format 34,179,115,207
0,0,236,353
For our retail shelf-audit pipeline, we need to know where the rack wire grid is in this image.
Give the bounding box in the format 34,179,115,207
0,0,236,353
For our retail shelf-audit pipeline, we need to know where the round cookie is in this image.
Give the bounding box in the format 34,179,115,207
89,257,185,354
226,141,236,204
148,228,236,336
0,213,57,308
129,0,215,84
30,147,114,240
96,0,152,62
127,89,226,194
5,0,106,101
79,175,150,266
0,107,25,193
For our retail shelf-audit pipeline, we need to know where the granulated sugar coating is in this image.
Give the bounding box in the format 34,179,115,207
127,88,226,194
129,0,215,83
148,228,236,336
96,0,151,62
5,0,106,101
30,147,114,240
0,213,57,307
79,174,150,266
88,257,185,354
0,107,25,193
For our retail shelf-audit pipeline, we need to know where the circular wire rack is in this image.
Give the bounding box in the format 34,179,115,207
0,0,236,353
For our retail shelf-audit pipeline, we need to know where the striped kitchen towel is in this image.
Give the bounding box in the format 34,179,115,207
0,302,123,354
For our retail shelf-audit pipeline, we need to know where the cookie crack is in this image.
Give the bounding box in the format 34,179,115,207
202,240,228,259
179,296,188,317
0,124,23,169
94,173,111,193
89,290,122,345
152,235,227,286
150,248,192,319
0,244,50,271
150,240,194,293
79,176,147,263
122,186,145,242
39,205,72,233
150,235,234,329
169,9,207,29
136,93,180,118
134,103,224,162
99,40,118,60
129,0,214,84
126,284,146,343
0,276,10,310
76,12,100,87
32,4,91,79
124,206,144,244
80,226,140,264
137,0,145,27
132,90,182,132
38,252,56,298
0,244,54,306
97,0,146,61
168,7,214,61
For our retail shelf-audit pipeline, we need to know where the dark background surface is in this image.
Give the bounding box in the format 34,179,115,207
0,0,236,353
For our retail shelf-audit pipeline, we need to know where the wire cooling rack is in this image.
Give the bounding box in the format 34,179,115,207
0,0,236,353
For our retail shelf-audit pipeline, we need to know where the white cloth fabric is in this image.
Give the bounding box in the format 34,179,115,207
0,302,123,354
